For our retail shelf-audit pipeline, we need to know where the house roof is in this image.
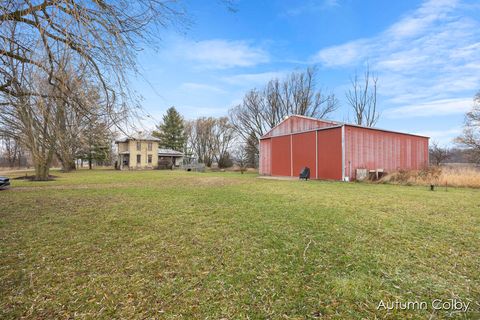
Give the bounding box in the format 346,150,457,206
158,148,184,156
115,132,160,143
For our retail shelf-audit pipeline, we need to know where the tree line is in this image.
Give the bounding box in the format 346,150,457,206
152,107,236,168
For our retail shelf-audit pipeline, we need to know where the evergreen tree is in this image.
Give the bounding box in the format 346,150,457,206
153,107,186,151
78,115,112,169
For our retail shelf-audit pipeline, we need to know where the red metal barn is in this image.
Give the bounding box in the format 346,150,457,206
259,115,429,180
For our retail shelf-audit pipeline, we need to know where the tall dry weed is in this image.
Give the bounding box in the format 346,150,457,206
380,166,480,188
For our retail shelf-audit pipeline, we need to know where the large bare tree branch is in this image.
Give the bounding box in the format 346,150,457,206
346,65,380,127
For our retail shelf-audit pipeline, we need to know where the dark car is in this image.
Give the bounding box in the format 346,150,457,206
0,176,10,189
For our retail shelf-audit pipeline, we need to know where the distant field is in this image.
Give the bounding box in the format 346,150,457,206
1,170,479,319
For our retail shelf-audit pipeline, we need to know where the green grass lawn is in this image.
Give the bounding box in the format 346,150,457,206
1,170,479,319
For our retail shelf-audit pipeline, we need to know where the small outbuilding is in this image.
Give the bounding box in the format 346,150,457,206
158,148,184,169
259,115,429,181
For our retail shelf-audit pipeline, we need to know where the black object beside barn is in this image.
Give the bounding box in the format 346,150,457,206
299,167,310,180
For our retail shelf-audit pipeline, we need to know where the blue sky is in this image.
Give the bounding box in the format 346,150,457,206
133,0,480,145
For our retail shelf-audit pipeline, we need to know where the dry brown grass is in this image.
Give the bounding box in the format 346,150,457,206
380,166,480,188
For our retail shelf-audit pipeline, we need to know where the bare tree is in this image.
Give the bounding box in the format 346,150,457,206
0,1,184,179
213,117,235,164
54,64,102,171
0,63,58,179
233,145,248,174
0,1,184,106
229,67,338,166
186,117,216,167
346,65,379,127
279,67,338,118
0,134,21,167
185,117,236,167
230,89,268,141
456,91,480,163
54,61,118,172
0,50,116,178
429,141,450,166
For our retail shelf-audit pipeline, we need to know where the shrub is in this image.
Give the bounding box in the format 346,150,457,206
218,153,233,169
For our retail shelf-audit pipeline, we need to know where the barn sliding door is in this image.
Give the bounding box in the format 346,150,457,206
270,135,291,177
317,128,343,180
292,132,317,178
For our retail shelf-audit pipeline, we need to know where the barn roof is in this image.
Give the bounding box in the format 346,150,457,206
343,124,429,139
260,115,429,139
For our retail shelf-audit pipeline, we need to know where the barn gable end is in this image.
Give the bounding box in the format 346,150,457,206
262,115,339,138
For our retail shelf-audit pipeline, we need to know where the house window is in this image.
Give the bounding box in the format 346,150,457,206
136,142,141,151
148,155,152,164
137,155,141,164
148,142,152,151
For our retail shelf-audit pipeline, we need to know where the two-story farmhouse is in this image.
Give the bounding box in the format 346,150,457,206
115,133,183,170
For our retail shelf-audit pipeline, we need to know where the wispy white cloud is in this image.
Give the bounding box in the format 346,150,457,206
386,0,457,39
312,0,464,67
312,40,372,67
384,98,473,118
413,127,462,145
311,0,480,115
180,82,226,93
415,128,462,138
221,71,286,86
180,105,228,119
172,39,269,69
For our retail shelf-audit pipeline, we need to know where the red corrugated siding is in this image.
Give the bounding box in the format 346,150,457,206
263,115,337,138
260,117,429,181
292,132,317,178
259,138,271,175
317,127,342,180
271,135,291,176
344,125,429,179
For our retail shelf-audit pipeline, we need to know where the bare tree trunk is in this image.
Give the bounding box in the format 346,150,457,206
65,160,76,171
17,149,21,168
35,163,50,181
57,153,77,172
33,147,54,180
